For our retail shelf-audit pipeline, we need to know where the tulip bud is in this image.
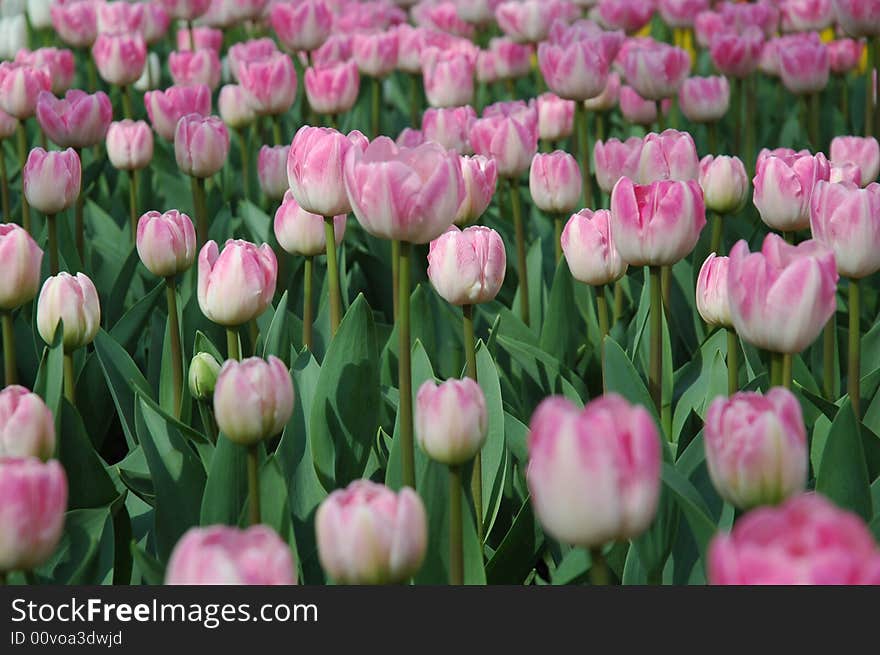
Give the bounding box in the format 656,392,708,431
779,34,829,95
36,89,112,150
15,48,76,96
174,113,229,178
316,480,428,584
561,209,628,286
169,48,222,90
470,102,538,178
166,525,296,585
218,84,257,129
534,93,574,142
144,84,212,141
695,253,732,327
158,0,211,21
455,155,498,226
237,52,298,116
136,210,197,279
619,85,661,125
810,180,880,279
213,355,294,445
537,35,611,102
753,150,830,232
257,145,290,202
142,4,170,46
830,136,880,186
133,52,161,92
304,60,360,117
270,0,332,53
0,15,28,61
106,119,154,171
273,191,346,257
621,41,690,100
828,39,863,74
92,32,147,86
23,147,81,215
36,272,101,352
529,151,582,215
700,155,749,214
710,27,764,78
352,31,399,78
593,136,642,194
188,352,221,401
176,26,222,53
51,1,98,49
197,239,277,326
396,127,425,148
0,386,55,461
496,0,559,43
0,62,51,119
416,378,488,465
421,106,476,154
527,393,661,547
427,225,506,305
597,0,655,33
0,223,43,310
422,47,475,108
635,129,700,184
678,76,730,123
0,457,67,573
0,109,19,140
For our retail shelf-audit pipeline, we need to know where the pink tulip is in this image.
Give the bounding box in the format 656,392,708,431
136,210,197,278
35,89,112,149
145,84,211,141
270,0,333,53
455,0,498,25
593,137,642,195
237,51,297,116
396,127,425,148
753,150,830,231
36,272,101,351
51,1,98,48
781,0,833,32
720,0,780,37
779,34,830,94
480,37,533,81
0,223,42,311
0,63,51,119
834,0,880,37
700,155,749,214
312,33,354,68
618,85,659,125
274,191,346,257
106,119,154,171
344,137,464,243
422,47,475,108
696,253,732,327
421,105,476,154
621,40,691,100
217,85,257,129
0,386,55,461
658,0,710,28
427,225,506,305
529,151,582,215
810,180,880,279
168,48,222,90
678,75,730,123
495,0,559,44
257,145,290,201
830,136,880,185
455,155,498,226
610,177,706,266
166,525,296,585
705,387,807,509
288,126,369,217
14,48,75,96
527,393,661,547
157,0,211,20
727,233,837,354
708,493,880,584
142,3,170,45
197,239,277,326
533,93,575,142
635,129,700,185
413,0,475,38
227,38,280,80
174,113,229,178
416,378,487,465
176,26,223,53
710,27,764,78
561,209,628,286
395,24,429,74
0,110,17,140
23,147,81,215
597,0,655,33
304,60,360,116
694,10,729,49
213,355,294,445
830,160,863,185
583,72,621,112
0,457,67,573
92,32,147,86
470,101,538,178
538,36,614,102
828,39,864,74
97,1,145,34
353,30,399,78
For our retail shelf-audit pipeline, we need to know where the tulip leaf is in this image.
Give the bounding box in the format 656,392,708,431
486,498,543,584
200,434,249,527
540,260,582,366
660,463,718,557
476,344,507,539
95,328,153,449
262,291,290,363
816,399,873,522
33,322,64,429
34,507,116,585
57,398,118,510
603,336,659,424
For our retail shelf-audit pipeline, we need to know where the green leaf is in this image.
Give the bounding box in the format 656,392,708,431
95,329,153,449
476,344,507,539
816,399,873,522
35,507,116,584
200,435,248,526
262,291,291,363
660,462,717,556
485,499,542,584
33,322,64,428
131,542,165,585
603,336,659,424
539,261,581,364
57,399,118,509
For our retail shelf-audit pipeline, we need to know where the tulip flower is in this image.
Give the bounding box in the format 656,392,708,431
778,34,829,96
274,189,348,259
480,37,533,82
621,41,690,101
257,145,290,202
781,0,834,32
145,84,212,141
105,119,154,171
15,48,76,96
218,84,257,130
91,32,147,99
270,0,333,53
421,106,476,154
700,155,749,253
678,76,730,125
455,155,498,226
584,72,621,115
36,271,101,353
237,51,297,127
136,210,197,280
35,89,112,149
228,39,279,81
534,93,574,144
51,2,98,49
830,136,880,185
97,1,145,35
142,4,171,46
710,27,764,78
169,48,222,90
537,35,613,103
427,225,506,308
495,0,559,44
597,0,655,33
0,62,51,120
0,15,27,61
696,253,733,329
316,480,428,585
0,223,42,312
658,0,709,28
304,60,360,118
421,47,475,109
753,149,830,232
175,113,229,244
0,386,55,460
635,129,700,185
619,85,659,125
166,525,296,585
828,39,863,75
176,25,222,53
529,151,582,261
158,0,211,21
594,136,642,194
188,352,221,402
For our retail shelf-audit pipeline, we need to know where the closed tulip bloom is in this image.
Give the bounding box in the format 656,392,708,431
136,210,197,278
353,31,399,78
0,110,17,140
0,62,51,119
270,0,332,52
237,52,297,116
694,10,727,49
0,224,43,310
174,113,229,178
779,35,829,94
92,32,147,86
396,127,425,148
455,155,497,226
51,1,98,48
727,233,838,354
35,89,112,149
621,41,691,100
227,38,280,80
705,388,807,510
274,191,346,257
678,76,730,123
658,0,709,28
0,15,27,61
176,26,223,53
830,160,863,185
416,378,488,465
753,150,830,231
213,355,294,445
481,37,533,81
610,178,706,266
133,52,161,92
316,480,428,585
166,525,296,585
217,84,257,129
311,33,353,68
495,0,557,43
106,119,154,170
97,1,145,34
810,181,880,279
700,155,749,214
695,253,732,327
257,145,290,202
427,225,506,304
594,136,642,194
169,48,222,90
142,3,170,45
710,27,764,78
145,84,212,141
158,0,211,20
422,47,475,108
0,386,55,461
345,137,465,243
421,106,476,154
781,0,833,32
834,0,880,37
830,136,880,185
288,126,369,217
584,72,621,112
597,0,654,33
635,129,700,184
527,394,661,547
188,352,221,400
304,60,360,116
413,0,475,38
534,93,574,141
23,147,81,215
197,239,277,326
561,209,627,286
455,0,496,24
36,272,101,351
828,39,864,74
618,85,658,125
529,151,582,215
15,48,76,96
538,37,611,102
708,493,880,584
470,103,538,178
0,457,67,573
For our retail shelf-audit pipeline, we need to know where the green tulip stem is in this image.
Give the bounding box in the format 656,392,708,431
391,239,400,321
409,72,422,128
727,328,739,396
554,214,564,264
398,240,415,489
166,277,183,419
866,40,875,138
197,401,217,444
121,85,133,120
508,177,530,326
187,21,195,51
770,351,782,387
613,281,624,324
589,547,609,586
463,304,483,544
247,444,261,526
782,353,793,390
809,91,821,151
324,217,341,335
596,285,609,392
823,320,835,400
73,148,86,259
2,311,16,386
745,76,756,174
226,328,241,361
449,464,464,585
649,266,663,420
710,213,723,255
302,256,313,350
47,213,58,275
128,169,138,244
17,124,30,234
849,278,861,418
707,121,718,156
272,115,282,147
63,353,75,406
237,128,250,202
86,55,98,94
0,139,10,221
575,101,593,209
191,176,208,247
